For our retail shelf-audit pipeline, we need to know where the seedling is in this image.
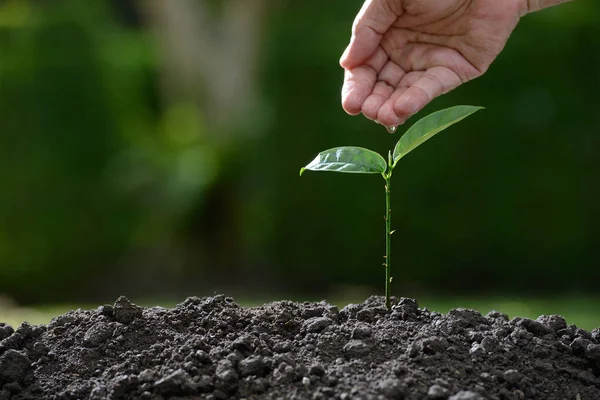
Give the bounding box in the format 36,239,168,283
300,106,483,310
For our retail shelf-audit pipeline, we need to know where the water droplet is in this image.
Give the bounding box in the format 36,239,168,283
386,125,397,134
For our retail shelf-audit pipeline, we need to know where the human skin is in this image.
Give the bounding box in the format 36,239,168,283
340,0,575,128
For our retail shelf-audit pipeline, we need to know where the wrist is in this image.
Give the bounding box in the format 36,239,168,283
523,0,574,15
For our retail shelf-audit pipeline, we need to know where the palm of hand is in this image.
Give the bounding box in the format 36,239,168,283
341,0,524,127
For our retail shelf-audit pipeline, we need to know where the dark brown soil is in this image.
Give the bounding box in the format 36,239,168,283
0,295,599,399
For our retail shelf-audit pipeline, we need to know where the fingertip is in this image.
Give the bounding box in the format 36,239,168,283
394,99,418,120
341,88,363,116
342,101,362,116
341,67,378,116
339,44,351,68
377,103,402,127
394,89,427,119
361,97,380,121
340,28,381,70
340,50,359,70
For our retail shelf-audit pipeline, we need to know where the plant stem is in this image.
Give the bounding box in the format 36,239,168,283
384,173,392,310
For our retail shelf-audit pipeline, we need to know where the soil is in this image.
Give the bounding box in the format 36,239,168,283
0,295,599,400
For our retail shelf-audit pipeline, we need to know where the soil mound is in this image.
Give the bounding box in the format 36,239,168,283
0,295,599,399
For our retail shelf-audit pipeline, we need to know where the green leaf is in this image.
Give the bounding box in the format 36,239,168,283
392,105,483,165
300,146,387,176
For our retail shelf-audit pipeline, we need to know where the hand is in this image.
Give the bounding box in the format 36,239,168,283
340,0,526,128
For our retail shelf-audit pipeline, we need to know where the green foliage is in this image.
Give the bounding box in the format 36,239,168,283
300,147,387,175
392,106,484,165
264,1,600,297
301,107,482,308
301,106,483,178
0,2,217,302
0,0,599,303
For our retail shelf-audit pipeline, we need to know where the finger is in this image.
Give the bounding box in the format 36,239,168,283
394,66,462,119
361,61,405,121
340,0,401,69
376,71,421,126
341,47,388,115
361,82,394,121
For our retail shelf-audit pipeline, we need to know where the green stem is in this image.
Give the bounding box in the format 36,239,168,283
384,173,392,310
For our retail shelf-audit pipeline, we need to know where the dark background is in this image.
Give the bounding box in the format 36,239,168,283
0,0,598,305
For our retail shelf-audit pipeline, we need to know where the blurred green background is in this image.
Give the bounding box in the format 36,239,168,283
0,1,598,328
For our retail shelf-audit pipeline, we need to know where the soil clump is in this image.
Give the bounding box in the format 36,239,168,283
0,295,599,399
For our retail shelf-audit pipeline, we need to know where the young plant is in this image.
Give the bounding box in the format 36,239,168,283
300,106,483,310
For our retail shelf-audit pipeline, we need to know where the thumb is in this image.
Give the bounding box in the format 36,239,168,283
340,0,400,69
